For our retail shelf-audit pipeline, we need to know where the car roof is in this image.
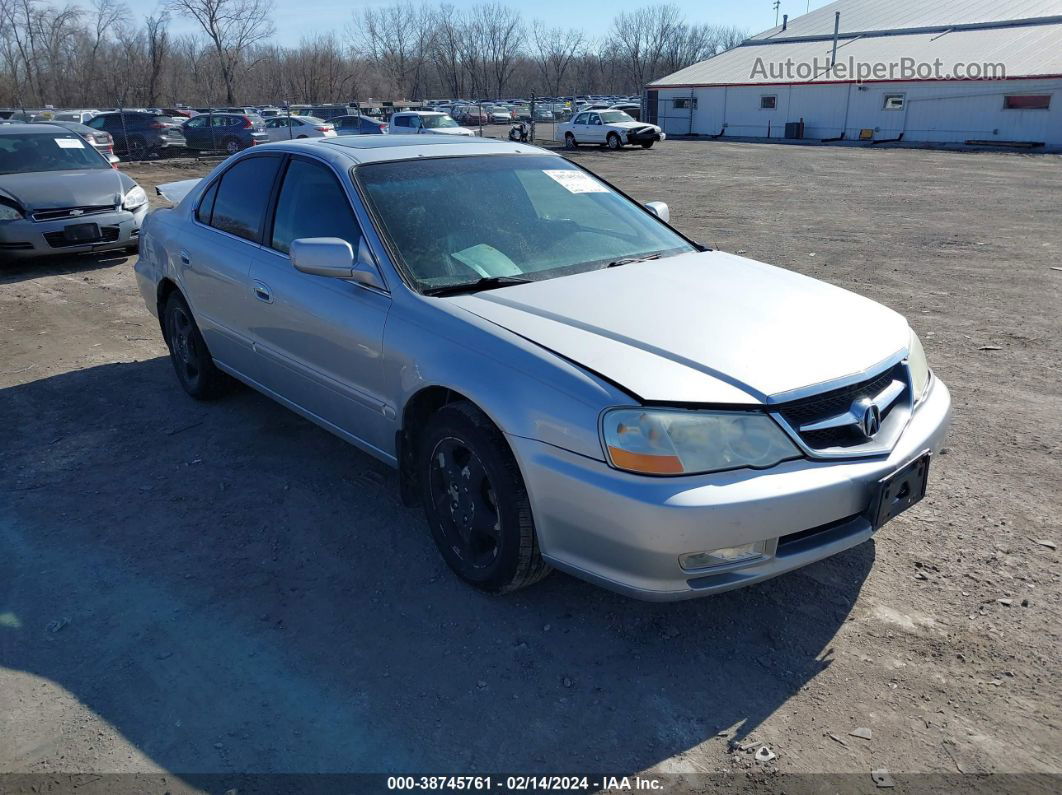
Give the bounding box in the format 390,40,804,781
0,123,78,135
249,135,546,165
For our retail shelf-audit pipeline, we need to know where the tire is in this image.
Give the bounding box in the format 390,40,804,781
640,140,655,149
127,135,147,160
564,132,577,150
296,134,308,139
222,136,241,155
418,401,551,594
162,292,229,400
606,132,622,150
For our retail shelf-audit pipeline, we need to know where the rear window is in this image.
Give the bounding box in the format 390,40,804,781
0,132,108,174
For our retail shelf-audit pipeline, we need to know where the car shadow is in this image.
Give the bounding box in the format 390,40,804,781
0,358,874,777
0,249,134,285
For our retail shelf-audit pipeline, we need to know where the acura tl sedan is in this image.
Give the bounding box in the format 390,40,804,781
138,135,951,600
1,124,148,259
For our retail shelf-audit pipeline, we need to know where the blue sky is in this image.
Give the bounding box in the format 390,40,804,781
164,0,834,47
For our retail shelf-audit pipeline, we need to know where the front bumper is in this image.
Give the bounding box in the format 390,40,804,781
509,377,951,601
626,129,665,144
0,205,146,260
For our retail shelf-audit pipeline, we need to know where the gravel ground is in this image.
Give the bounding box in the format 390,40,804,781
0,139,1059,789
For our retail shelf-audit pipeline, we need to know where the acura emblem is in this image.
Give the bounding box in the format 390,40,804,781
862,404,882,438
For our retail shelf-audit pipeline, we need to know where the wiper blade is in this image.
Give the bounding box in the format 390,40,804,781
423,275,533,297
606,253,662,268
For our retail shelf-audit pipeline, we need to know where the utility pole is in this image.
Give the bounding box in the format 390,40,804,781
773,0,781,26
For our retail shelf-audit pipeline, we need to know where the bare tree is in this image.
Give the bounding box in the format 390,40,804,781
87,0,125,89
470,3,522,98
166,0,274,105
427,3,464,99
145,13,169,106
355,2,434,99
530,21,583,97
608,4,684,89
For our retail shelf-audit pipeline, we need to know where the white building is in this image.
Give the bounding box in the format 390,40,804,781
647,0,1062,150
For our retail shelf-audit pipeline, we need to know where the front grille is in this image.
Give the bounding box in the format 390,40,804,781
44,226,120,248
775,363,908,450
33,205,114,222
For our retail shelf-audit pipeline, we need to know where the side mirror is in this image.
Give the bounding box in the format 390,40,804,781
290,237,385,290
644,201,670,223
291,238,354,278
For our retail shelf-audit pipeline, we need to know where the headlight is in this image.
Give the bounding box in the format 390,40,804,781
908,330,931,403
123,185,148,210
0,201,24,221
601,408,801,476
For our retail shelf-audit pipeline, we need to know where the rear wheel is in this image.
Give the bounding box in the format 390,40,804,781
222,136,241,154
564,132,577,150
418,402,551,594
162,292,229,400
606,132,622,150
127,135,147,160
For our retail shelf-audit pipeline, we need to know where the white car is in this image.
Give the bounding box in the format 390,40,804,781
262,116,337,141
389,111,476,136
50,109,101,124
558,109,665,150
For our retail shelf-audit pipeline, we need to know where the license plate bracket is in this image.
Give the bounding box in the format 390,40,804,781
870,452,931,530
63,222,101,242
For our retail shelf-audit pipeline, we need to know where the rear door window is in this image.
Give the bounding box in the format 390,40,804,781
208,155,282,242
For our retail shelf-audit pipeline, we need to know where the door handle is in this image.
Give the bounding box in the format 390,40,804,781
253,281,273,303
179,250,190,265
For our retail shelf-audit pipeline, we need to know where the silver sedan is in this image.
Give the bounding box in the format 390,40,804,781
137,136,951,600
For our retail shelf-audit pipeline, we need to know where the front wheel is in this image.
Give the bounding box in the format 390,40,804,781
606,132,622,150
418,402,551,594
162,292,230,400
640,140,655,149
564,132,577,150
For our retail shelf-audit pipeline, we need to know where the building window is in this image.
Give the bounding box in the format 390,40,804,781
674,97,697,109
1004,94,1051,110
760,95,777,110
883,94,906,110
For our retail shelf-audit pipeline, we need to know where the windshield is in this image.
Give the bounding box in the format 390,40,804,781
422,115,458,128
599,110,635,124
0,132,108,174
357,154,694,292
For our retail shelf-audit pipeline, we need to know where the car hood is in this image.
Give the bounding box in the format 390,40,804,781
425,127,475,135
447,250,910,404
0,168,127,211
609,121,657,131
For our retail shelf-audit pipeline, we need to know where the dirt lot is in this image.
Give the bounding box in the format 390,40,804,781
1,139,1060,789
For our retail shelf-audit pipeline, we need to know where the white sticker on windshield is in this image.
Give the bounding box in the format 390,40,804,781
55,137,85,149
543,169,608,194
